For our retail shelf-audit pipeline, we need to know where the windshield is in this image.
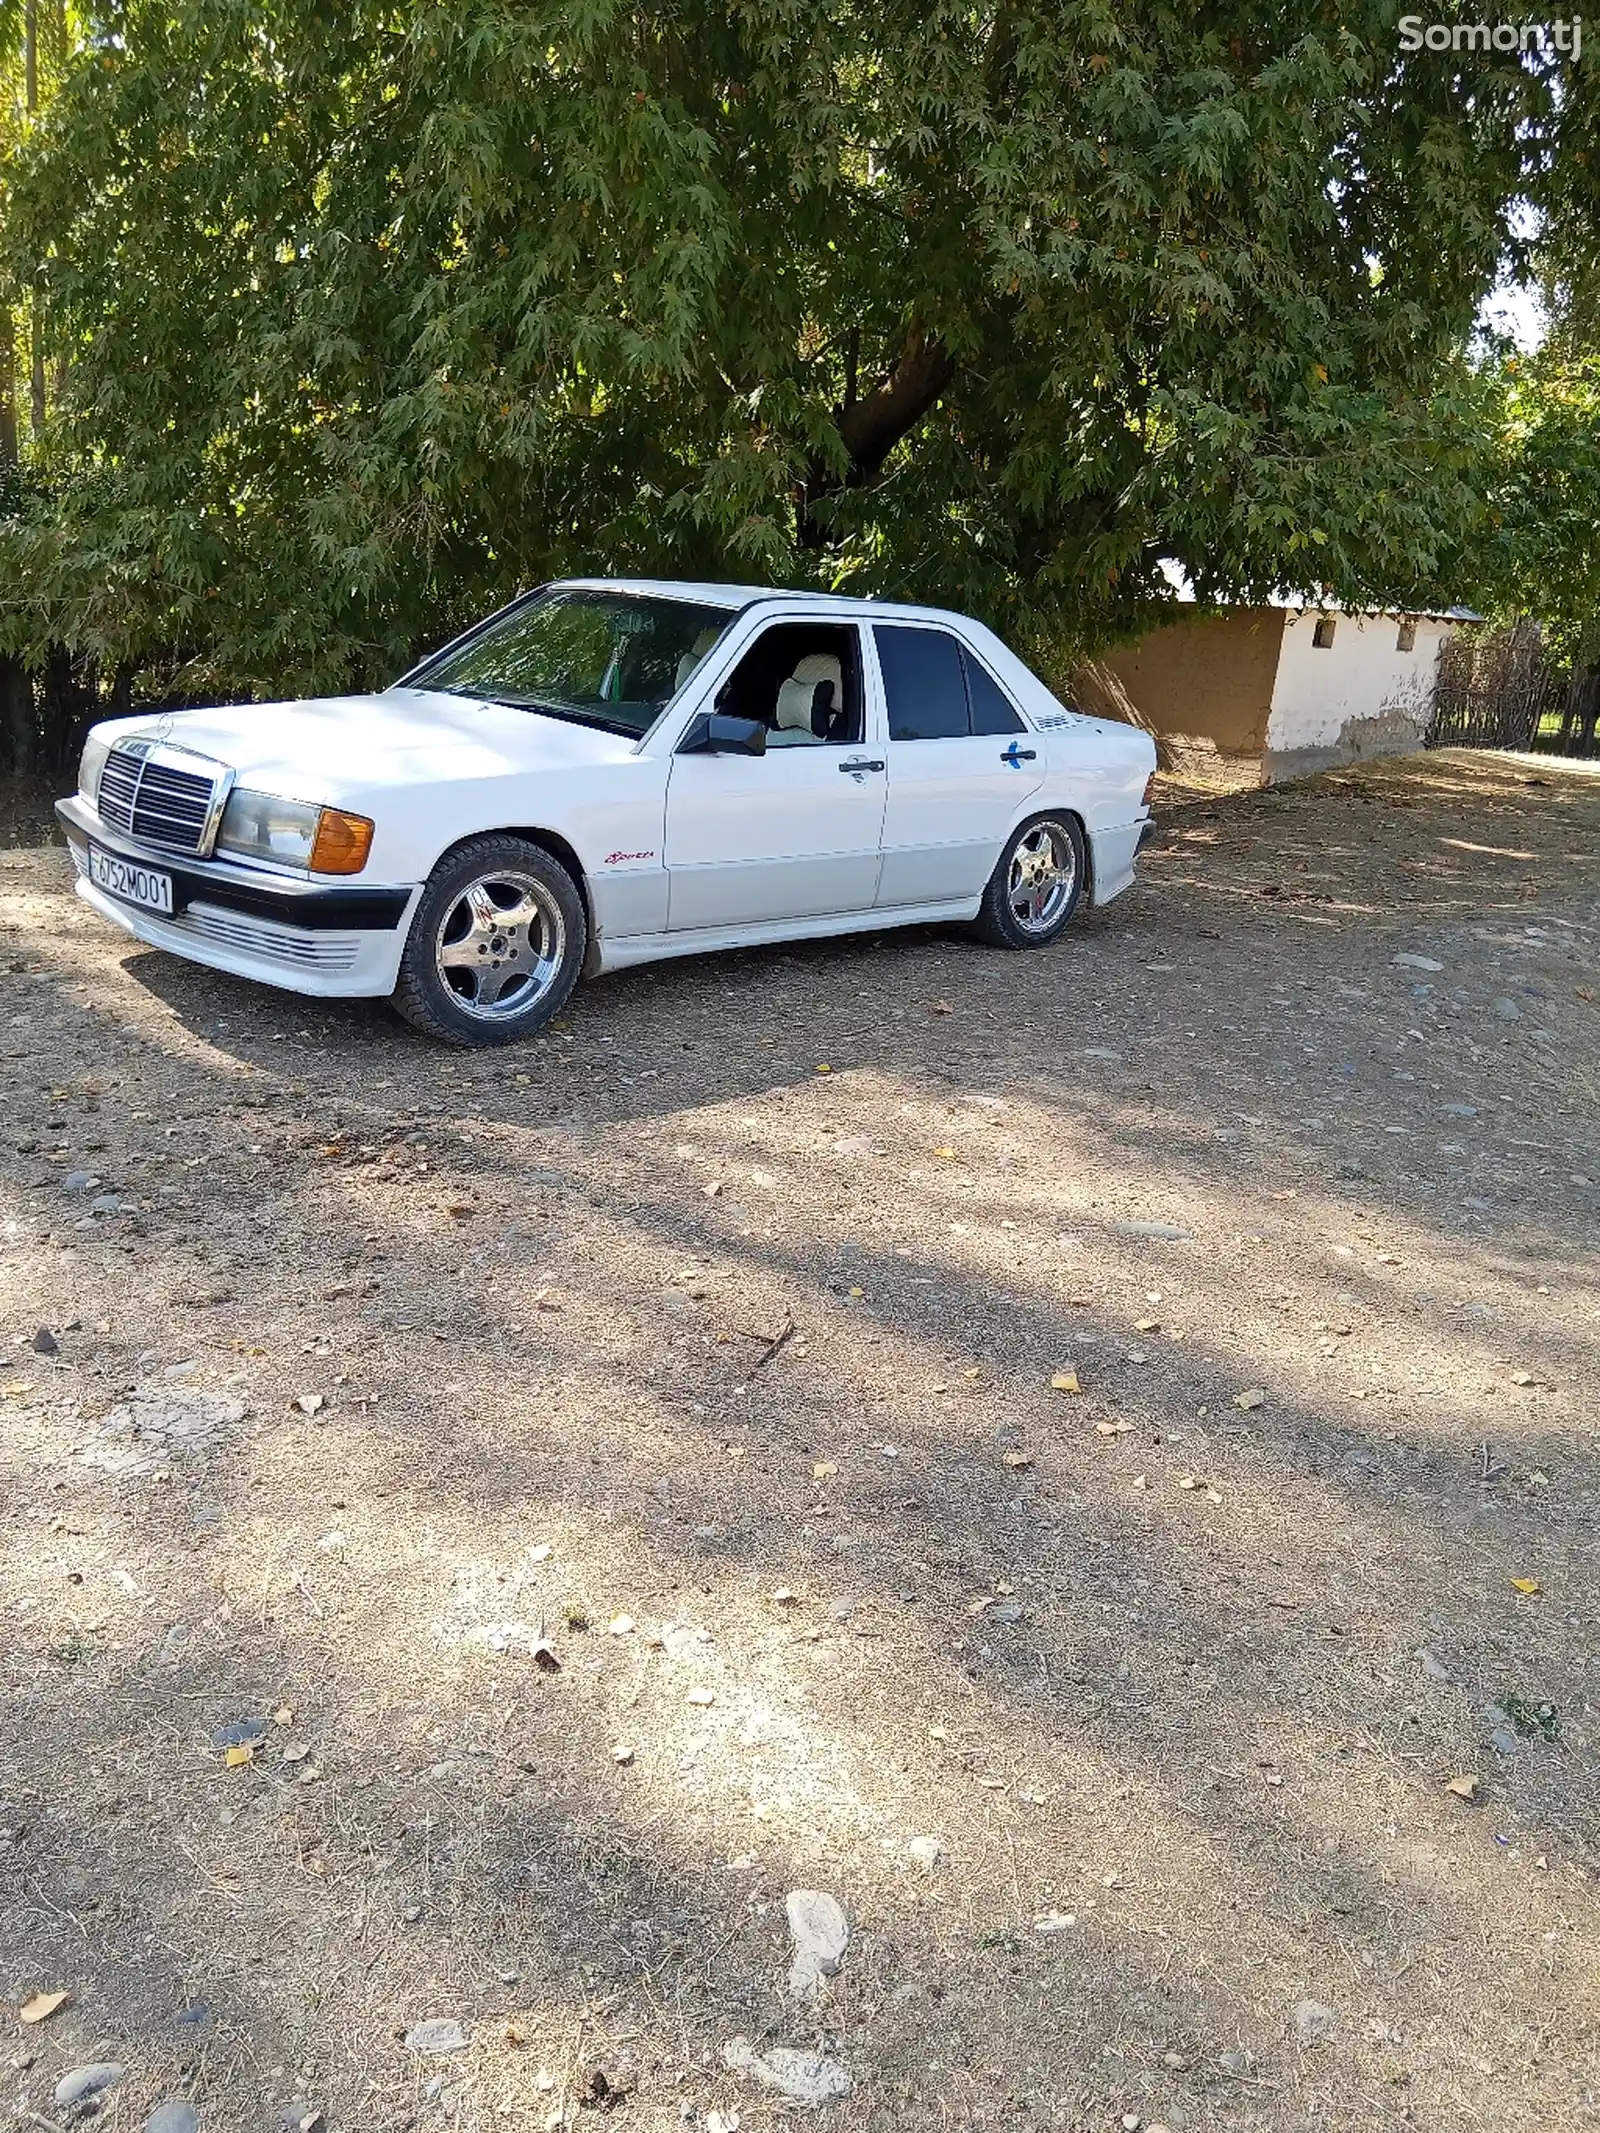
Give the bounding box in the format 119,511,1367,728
409,589,736,737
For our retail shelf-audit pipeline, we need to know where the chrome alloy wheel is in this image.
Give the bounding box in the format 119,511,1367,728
1006,820,1076,936
434,870,567,1021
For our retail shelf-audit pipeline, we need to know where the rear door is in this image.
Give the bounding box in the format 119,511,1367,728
871,624,1043,908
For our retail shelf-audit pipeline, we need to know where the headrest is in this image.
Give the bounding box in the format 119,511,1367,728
674,627,723,691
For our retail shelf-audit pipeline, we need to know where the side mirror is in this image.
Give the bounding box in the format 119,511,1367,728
680,713,768,756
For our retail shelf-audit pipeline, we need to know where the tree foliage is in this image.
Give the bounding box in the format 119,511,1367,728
0,0,1585,729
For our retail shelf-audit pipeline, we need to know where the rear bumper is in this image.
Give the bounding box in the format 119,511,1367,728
57,797,418,998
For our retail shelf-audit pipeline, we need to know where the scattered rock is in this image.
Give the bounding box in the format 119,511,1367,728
1293,2000,1335,2044
55,2064,127,2108
144,2102,200,2133
80,1386,248,1476
786,1889,849,1999
405,2018,468,2054
722,2037,851,2106
210,1717,269,1751
1234,1388,1266,1411
61,1171,99,1193
1416,1648,1450,1682
31,1326,59,1355
1493,997,1522,1022
1392,953,1443,972
1113,1221,1192,1241
1218,2048,1249,2076
906,1834,945,1868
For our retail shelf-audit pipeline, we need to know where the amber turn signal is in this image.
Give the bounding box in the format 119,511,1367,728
309,808,375,875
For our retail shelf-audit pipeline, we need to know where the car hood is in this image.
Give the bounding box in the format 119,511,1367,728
95,688,640,799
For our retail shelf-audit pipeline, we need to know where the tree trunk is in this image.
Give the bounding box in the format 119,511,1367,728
796,327,955,548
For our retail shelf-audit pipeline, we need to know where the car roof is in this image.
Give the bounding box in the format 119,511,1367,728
551,578,982,629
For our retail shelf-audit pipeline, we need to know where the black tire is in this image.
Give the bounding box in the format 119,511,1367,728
971,812,1086,949
391,834,587,1047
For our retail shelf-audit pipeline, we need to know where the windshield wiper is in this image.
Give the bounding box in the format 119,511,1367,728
432,685,640,736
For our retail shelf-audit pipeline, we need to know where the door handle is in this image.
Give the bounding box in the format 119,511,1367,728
1001,745,1038,764
839,757,885,774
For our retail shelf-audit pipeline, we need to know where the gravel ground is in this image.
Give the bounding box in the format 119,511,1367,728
1,746,1597,2133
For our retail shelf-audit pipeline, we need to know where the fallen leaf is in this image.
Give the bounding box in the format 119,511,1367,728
702,1180,723,1197
19,1989,70,2024
927,1001,954,1016
531,1640,562,1672
1003,1451,1033,1470
933,1146,959,1159
1445,1774,1480,1800
1050,1370,1082,1395
1135,1317,1161,1332
1095,1419,1133,1437
1510,1576,1541,1595
814,1063,832,1074
274,1705,294,1725
293,1393,325,1416
1176,1475,1198,1491
502,2019,531,2047
225,1744,254,1768
2,1381,35,1397
812,1461,837,1479
1235,1388,1266,1411
282,1742,312,1764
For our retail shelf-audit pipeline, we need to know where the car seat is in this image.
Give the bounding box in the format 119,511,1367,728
772,653,848,744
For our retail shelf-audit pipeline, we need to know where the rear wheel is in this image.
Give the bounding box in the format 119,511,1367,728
392,835,586,1046
971,813,1085,949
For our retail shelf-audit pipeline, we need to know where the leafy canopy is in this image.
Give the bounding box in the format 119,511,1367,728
0,0,1577,692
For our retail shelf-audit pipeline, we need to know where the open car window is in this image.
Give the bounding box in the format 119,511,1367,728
410,590,737,738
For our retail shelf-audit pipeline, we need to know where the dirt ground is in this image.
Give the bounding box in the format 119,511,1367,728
1,748,1596,2133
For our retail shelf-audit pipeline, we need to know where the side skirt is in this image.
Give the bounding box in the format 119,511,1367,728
595,896,984,973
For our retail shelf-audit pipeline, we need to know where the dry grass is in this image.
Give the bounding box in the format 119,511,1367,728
1,747,1597,2133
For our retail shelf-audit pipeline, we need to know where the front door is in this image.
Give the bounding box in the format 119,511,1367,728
663,622,886,931
872,623,1044,908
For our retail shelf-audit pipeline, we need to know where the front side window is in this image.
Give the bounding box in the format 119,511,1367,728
410,590,736,738
713,622,863,746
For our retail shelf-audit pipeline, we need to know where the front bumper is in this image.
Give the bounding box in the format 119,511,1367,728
1137,815,1158,852
56,796,419,999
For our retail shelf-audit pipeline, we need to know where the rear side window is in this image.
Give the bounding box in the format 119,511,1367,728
875,626,967,740
875,624,1026,739
962,649,1026,735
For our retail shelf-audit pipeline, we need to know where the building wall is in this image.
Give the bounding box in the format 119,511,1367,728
1263,611,1450,783
1079,609,1286,764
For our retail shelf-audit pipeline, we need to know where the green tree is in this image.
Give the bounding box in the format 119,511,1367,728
0,0,1578,746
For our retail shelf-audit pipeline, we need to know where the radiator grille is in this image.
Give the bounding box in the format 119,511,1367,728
97,742,223,855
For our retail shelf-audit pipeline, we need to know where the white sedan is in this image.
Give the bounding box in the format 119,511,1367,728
56,580,1157,1046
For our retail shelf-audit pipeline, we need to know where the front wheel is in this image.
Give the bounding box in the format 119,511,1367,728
391,835,586,1046
971,814,1086,949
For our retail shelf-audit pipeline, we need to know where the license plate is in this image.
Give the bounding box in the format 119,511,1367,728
87,840,174,915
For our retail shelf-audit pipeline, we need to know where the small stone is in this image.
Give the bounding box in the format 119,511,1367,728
31,1326,59,1355
1493,997,1521,1021
210,1717,269,1751
61,1171,99,1192
144,2102,200,2133
1416,1648,1450,1682
1392,953,1443,972
1113,1221,1192,1241
723,2038,851,2105
786,1888,850,1999
405,2018,468,2054
1490,1727,1520,1757
1218,2048,1248,2075
1234,1388,1266,1411
1294,1999,1334,2045
907,1835,945,1868
174,2002,211,2027
55,2064,126,2108
90,1192,127,1214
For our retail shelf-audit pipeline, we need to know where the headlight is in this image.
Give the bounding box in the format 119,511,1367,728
215,790,374,875
216,789,322,868
78,732,112,803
